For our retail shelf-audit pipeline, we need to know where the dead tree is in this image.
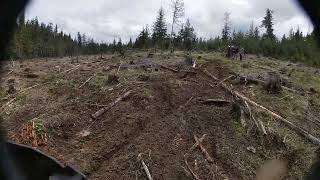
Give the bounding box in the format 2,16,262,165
169,0,185,53
265,72,282,93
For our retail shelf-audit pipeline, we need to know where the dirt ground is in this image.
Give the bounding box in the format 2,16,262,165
1,51,320,179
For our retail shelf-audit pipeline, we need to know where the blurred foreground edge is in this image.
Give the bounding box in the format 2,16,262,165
6,141,86,180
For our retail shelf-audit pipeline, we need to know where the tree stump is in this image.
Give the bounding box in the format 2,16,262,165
107,75,119,85
7,79,15,94
265,72,282,94
184,55,195,66
147,52,154,58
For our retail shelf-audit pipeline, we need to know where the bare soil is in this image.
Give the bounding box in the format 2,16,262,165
1,51,319,180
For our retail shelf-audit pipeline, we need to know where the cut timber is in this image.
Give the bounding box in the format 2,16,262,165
79,74,96,88
202,99,231,107
160,65,179,73
204,69,320,145
91,90,132,119
194,135,214,163
138,153,153,180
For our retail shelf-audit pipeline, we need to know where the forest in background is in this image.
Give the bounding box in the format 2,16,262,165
4,3,320,66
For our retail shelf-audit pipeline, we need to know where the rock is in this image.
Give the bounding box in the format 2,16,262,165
79,130,91,137
247,146,256,154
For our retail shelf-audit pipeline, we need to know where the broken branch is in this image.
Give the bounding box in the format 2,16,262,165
79,74,96,88
63,64,80,74
138,153,153,180
0,97,17,114
184,156,201,180
190,134,206,151
216,75,234,87
194,135,214,163
243,100,267,135
91,90,132,119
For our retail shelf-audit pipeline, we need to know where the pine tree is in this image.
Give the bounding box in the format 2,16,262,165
152,7,168,49
181,19,195,50
248,21,255,38
128,38,133,48
261,9,275,40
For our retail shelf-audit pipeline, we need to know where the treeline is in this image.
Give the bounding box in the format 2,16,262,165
133,6,320,65
4,15,109,60
5,3,320,66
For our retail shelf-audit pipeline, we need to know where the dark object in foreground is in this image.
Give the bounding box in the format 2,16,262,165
107,74,119,84
6,142,86,180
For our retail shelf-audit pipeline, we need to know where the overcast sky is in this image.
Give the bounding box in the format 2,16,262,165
25,0,313,43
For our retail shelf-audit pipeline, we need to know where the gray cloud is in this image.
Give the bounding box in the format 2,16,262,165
25,0,313,43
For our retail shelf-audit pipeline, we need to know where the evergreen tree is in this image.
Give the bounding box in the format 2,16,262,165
180,19,196,50
77,32,82,46
152,7,168,49
128,38,133,48
261,9,275,39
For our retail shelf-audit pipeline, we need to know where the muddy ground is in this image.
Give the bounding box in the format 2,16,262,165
1,51,320,179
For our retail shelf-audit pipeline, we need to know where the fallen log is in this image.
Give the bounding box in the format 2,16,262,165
91,90,132,119
203,69,320,145
138,153,153,180
202,99,231,107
